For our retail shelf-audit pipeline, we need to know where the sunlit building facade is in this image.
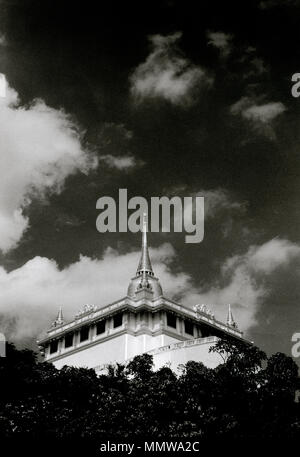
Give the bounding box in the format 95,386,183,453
38,217,245,373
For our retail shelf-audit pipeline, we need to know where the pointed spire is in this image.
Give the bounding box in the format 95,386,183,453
57,307,64,325
227,304,236,328
127,216,163,298
51,307,64,327
136,213,153,276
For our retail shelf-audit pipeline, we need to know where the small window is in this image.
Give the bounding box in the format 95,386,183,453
65,333,73,348
50,340,58,354
96,320,106,335
166,312,176,329
113,313,123,328
80,326,89,342
184,320,194,335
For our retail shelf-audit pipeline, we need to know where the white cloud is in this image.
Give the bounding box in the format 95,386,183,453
169,188,245,236
97,123,141,170
183,238,300,331
182,268,262,332
130,32,212,106
0,243,189,342
1,236,299,344
246,238,300,273
242,102,286,123
207,31,233,58
230,97,286,122
202,189,245,218
230,96,286,139
100,154,141,170
0,84,97,252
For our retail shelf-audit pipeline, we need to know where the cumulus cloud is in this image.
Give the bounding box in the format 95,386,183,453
168,188,245,237
166,187,244,216
242,102,286,123
0,243,189,342
202,188,245,218
245,238,300,273
230,96,286,139
181,238,300,332
130,32,212,106
207,31,233,58
0,84,97,252
2,235,298,344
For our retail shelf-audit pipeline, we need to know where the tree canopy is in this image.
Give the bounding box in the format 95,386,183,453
0,339,299,446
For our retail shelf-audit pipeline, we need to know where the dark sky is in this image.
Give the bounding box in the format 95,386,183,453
0,0,299,365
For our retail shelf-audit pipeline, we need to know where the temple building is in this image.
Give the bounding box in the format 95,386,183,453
38,216,246,373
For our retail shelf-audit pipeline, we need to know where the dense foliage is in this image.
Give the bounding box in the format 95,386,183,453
0,339,299,443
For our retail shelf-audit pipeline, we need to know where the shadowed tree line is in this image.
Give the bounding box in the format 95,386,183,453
0,339,299,442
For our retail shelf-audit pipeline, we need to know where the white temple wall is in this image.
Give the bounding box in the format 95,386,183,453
152,340,222,373
52,333,128,369
125,333,180,359
50,333,182,370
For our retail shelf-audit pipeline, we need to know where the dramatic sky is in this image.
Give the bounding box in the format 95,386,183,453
0,0,299,365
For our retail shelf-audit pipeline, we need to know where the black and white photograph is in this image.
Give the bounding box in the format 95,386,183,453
0,0,299,454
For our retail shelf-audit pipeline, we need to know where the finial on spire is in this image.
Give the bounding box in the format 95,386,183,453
227,304,237,328
57,306,64,324
136,212,154,276
142,212,147,233
127,218,163,298
51,306,64,327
